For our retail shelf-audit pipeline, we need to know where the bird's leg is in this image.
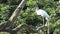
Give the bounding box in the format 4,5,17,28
47,20,49,34
42,17,45,34
42,17,44,26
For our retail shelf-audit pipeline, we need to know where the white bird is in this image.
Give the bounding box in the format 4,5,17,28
35,7,50,20
35,7,50,34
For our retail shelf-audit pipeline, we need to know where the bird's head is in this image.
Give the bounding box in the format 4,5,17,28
34,7,39,15
35,7,39,11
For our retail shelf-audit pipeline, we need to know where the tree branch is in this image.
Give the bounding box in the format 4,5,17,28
0,0,27,31
9,0,27,22
0,23,47,34
0,20,12,30
12,23,47,33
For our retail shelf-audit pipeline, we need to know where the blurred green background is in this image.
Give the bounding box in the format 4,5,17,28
0,0,60,34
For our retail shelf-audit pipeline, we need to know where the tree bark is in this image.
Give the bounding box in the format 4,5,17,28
0,0,27,33
9,0,27,22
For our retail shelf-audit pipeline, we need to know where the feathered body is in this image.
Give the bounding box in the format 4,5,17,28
36,8,50,20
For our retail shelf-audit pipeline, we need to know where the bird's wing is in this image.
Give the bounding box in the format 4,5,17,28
36,9,50,20
36,10,42,15
41,10,50,20
39,9,50,18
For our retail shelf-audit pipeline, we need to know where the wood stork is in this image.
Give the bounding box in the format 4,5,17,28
35,7,50,34
35,7,50,20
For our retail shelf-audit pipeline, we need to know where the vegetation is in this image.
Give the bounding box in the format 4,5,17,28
0,0,60,34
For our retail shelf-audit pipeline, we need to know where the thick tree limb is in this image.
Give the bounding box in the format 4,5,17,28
0,23,47,33
9,0,27,22
0,0,27,31
0,20,12,30
12,23,47,33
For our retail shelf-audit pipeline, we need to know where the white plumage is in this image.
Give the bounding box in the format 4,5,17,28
36,8,50,20
35,7,50,34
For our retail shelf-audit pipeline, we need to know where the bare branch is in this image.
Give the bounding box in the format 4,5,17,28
12,23,47,33
9,0,27,22
0,20,12,31
36,25,47,31
0,0,27,32
0,23,47,34
12,23,27,31
28,25,47,33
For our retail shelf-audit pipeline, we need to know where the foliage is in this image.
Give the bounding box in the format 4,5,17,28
0,0,60,34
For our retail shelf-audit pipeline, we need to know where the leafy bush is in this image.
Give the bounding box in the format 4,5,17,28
0,0,60,34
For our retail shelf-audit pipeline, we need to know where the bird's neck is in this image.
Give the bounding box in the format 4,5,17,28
36,7,39,11
36,8,39,12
